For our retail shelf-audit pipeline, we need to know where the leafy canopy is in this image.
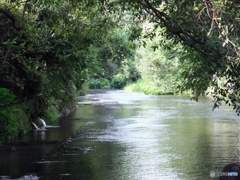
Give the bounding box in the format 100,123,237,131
106,0,240,112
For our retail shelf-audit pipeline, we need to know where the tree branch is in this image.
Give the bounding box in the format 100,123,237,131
136,0,226,59
0,0,29,31
0,8,22,31
138,0,207,46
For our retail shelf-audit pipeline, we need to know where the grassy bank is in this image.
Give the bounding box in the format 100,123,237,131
124,79,175,95
124,79,191,96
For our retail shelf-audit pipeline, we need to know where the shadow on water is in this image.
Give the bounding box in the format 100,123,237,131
0,90,240,179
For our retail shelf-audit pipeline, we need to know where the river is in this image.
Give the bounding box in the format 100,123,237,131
0,90,240,180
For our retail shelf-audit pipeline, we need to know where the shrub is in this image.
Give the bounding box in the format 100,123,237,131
88,78,110,89
0,88,17,142
110,73,127,89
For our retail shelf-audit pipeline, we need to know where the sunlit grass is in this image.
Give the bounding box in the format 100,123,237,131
124,79,174,95
125,79,192,96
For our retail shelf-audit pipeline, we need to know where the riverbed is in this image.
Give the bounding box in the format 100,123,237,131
0,90,240,179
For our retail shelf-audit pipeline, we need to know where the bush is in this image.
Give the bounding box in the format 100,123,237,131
78,83,88,95
0,88,15,107
0,110,17,142
0,88,17,142
110,73,127,89
88,78,110,89
44,105,59,123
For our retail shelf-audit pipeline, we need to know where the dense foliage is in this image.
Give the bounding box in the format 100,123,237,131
125,28,182,95
0,0,136,141
108,0,240,112
1,0,240,141
143,0,240,112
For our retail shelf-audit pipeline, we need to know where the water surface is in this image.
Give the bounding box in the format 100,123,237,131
0,90,240,179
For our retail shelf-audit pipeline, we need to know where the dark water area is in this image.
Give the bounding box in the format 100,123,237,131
1,90,240,179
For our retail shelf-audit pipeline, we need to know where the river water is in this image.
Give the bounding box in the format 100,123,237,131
1,90,240,180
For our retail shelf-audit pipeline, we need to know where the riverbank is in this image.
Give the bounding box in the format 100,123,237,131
0,95,78,143
124,79,190,96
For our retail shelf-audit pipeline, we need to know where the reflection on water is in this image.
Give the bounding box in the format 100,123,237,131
0,90,240,179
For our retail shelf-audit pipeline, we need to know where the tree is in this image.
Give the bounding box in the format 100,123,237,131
0,0,136,140
107,0,240,112
132,28,181,94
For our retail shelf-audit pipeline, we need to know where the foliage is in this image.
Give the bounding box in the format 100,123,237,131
85,21,137,80
43,105,59,123
125,79,174,95
78,83,88,96
84,11,139,90
0,88,15,107
88,78,110,89
0,109,17,142
111,73,127,89
120,57,140,83
0,0,137,141
150,0,240,112
135,29,182,93
123,26,182,95
106,0,240,113
0,88,17,142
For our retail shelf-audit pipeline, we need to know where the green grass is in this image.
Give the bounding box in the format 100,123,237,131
124,79,174,95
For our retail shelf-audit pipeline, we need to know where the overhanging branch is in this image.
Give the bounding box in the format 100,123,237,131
137,0,225,60
0,0,29,31
0,8,22,31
